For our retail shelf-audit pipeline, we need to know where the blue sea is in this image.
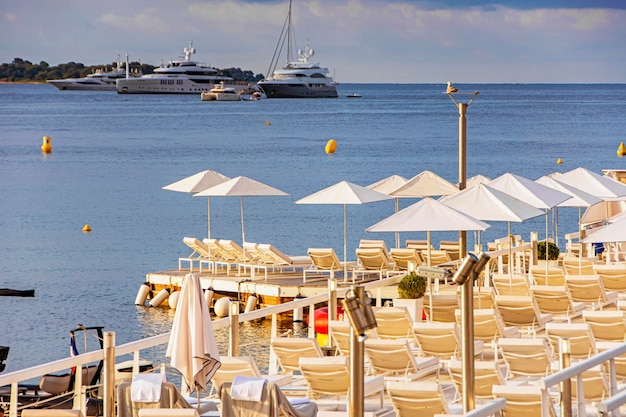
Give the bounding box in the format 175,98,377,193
1,83,625,374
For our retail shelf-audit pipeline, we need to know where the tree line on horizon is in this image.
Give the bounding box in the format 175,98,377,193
0,58,264,83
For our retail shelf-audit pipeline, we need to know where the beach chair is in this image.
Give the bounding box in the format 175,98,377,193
497,337,555,381
178,237,210,272
405,240,433,252
358,239,391,263
582,310,626,342
372,306,417,345
386,381,453,417
420,249,452,267
595,264,626,292
270,337,324,374
545,322,597,360
465,286,496,309
363,339,439,381
413,322,483,361
218,239,248,275
438,240,460,261
389,248,422,272
298,356,385,411
447,360,506,401
303,248,350,283
597,341,626,382
562,256,596,275
209,356,292,396
491,273,531,296
494,295,553,334
491,385,557,417
202,238,239,274
455,309,520,349
530,285,585,321
327,320,377,358
353,247,398,281
256,243,310,279
423,292,458,323
565,275,618,309
117,381,216,417
531,266,566,286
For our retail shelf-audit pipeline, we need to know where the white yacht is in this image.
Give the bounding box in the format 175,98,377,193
116,42,244,94
47,56,138,91
257,0,338,99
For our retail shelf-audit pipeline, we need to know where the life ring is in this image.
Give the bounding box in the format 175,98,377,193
308,306,345,334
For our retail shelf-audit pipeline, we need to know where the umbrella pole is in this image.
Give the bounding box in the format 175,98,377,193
207,197,211,240
427,231,432,267
395,198,400,248
545,209,549,278
344,204,348,279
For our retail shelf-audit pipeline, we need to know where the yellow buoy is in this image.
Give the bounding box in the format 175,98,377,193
264,120,271,126
41,136,52,154
556,158,563,165
325,139,337,154
617,142,625,158
82,224,92,233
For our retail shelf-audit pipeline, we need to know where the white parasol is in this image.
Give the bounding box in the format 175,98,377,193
295,181,392,277
367,175,408,248
163,170,230,239
166,273,221,402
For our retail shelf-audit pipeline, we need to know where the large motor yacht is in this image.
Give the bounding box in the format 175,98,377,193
257,0,338,99
47,56,138,91
116,42,244,94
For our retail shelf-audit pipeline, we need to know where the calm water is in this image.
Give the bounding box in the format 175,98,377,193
1,83,625,374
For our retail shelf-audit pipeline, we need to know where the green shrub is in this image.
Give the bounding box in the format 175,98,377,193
538,241,560,260
397,272,427,299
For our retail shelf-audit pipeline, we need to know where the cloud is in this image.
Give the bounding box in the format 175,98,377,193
98,9,170,34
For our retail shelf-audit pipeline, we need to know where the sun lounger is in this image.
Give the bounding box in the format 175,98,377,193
178,237,210,272
413,321,483,362
492,385,557,417
530,285,585,321
595,265,626,292
497,337,555,381
256,244,310,279
583,310,626,342
298,356,384,412
438,240,460,261
455,309,519,348
420,249,452,267
494,295,553,334
353,247,401,281
210,356,292,396
270,337,324,374
386,381,454,417
405,240,433,252
202,238,239,274
389,248,422,271
562,256,596,275
373,306,418,345
303,248,353,283
423,292,458,323
447,360,506,401
491,273,531,296
363,339,439,381
545,322,597,360
530,266,566,286
565,275,618,309
358,239,391,263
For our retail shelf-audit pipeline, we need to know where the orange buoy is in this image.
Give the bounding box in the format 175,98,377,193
41,136,52,154
325,139,337,154
617,142,625,158
264,120,271,126
556,158,563,165
82,224,92,233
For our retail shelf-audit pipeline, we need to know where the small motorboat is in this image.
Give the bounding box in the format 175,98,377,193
201,82,242,101
346,93,362,98
0,288,35,297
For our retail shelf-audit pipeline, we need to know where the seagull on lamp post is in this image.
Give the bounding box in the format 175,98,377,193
446,81,458,93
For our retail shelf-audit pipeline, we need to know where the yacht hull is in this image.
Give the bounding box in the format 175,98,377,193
258,83,338,99
47,80,117,91
117,78,240,94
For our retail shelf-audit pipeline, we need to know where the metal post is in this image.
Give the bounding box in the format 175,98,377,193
103,332,115,417
349,286,365,417
328,279,337,348
229,301,240,356
448,89,479,413
560,338,572,417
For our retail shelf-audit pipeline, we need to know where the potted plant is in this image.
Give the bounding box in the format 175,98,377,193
537,241,560,265
392,272,427,323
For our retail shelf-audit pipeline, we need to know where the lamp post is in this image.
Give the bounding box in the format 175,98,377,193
447,87,480,413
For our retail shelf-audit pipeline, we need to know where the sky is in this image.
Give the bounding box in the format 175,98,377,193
2,0,626,83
